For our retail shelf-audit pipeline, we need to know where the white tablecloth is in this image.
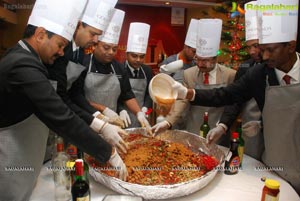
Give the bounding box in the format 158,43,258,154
30,149,299,201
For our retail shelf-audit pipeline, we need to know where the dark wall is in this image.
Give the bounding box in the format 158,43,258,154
115,4,187,63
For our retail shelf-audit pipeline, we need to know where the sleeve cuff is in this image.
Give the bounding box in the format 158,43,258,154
190,89,196,101
93,111,101,117
217,123,228,132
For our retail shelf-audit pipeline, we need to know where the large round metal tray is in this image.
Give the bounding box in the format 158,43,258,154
88,128,225,200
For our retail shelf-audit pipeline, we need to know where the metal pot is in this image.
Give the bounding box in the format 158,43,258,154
88,128,225,200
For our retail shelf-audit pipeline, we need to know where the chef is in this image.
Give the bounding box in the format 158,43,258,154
118,22,153,128
46,0,125,126
0,1,127,200
70,16,152,132
207,1,265,160
46,0,128,152
153,19,236,147
171,0,300,194
159,18,197,83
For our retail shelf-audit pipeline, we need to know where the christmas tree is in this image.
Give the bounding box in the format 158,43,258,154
211,1,250,69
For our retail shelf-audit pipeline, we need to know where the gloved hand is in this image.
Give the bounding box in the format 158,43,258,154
137,111,152,135
160,60,184,74
97,113,125,128
206,125,226,144
151,120,171,136
242,121,262,137
103,107,125,128
109,149,128,181
141,107,148,115
119,110,131,128
103,107,118,118
100,123,128,153
96,113,110,122
172,81,188,99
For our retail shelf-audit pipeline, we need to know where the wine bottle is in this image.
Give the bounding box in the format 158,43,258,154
71,159,90,201
199,112,210,138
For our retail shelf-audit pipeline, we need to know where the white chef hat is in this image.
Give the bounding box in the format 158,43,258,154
81,0,118,31
28,0,87,41
245,1,259,41
126,22,150,54
98,9,125,44
257,0,298,44
196,18,222,57
184,18,198,48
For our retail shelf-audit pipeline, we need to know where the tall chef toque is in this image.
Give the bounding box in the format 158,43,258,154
98,9,125,44
245,1,259,41
196,19,223,57
126,22,151,54
81,0,118,31
184,18,199,49
28,0,87,41
257,0,298,44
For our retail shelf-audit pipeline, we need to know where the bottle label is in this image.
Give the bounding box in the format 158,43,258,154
227,156,240,173
265,193,279,201
199,130,205,138
76,195,89,201
66,144,77,159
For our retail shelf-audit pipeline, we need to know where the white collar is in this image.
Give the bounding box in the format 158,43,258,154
126,61,140,74
72,40,79,52
275,52,300,84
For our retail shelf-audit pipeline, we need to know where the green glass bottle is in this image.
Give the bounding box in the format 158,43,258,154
236,119,245,167
199,112,210,138
71,159,90,201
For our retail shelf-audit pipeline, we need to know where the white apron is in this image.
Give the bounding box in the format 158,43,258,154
186,69,228,145
127,67,147,128
240,98,264,160
84,55,121,112
262,78,300,194
66,61,86,90
0,40,49,201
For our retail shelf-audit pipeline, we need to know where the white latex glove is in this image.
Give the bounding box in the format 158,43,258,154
96,113,109,122
97,113,125,128
109,149,128,181
242,121,262,137
151,120,171,136
172,81,188,99
137,111,152,135
100,123,128,153
206,125,226,144
103,107,119,118
119,110,131,128
141,107,148,115
160,60,183,74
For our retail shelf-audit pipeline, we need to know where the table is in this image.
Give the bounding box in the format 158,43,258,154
30,149,300,201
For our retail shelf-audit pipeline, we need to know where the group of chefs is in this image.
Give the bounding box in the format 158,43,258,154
0,0,153,200
167,0,299,195
0,0,299,200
